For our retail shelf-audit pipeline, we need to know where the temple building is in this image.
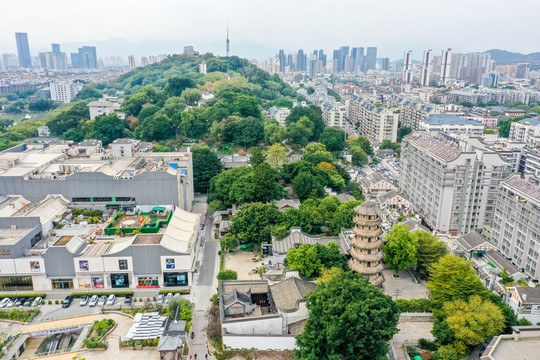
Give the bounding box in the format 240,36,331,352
348,201,385,287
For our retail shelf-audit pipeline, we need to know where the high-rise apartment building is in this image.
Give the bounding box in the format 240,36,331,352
366,47,377,71
399,132,512,234
50,82,81,103
51,43,61,53
516,63,530,79
381,58,390,71
141,57,149,67
420,49,433,86
402,50,413,84
128,55,136,70
439,48,452,85
322,103,347,128
349,96,399,142
296,49,306,71
490,176,540,279
71,46,97,69
15,32,32,68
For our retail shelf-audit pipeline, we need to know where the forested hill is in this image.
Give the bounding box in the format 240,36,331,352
107,54,296,99
43,53,303,148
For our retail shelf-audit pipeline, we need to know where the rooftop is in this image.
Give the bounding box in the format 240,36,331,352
457,231,491,252
271,227,348,254
517,118,540,126
423,114,483,126
0,144,191,179
502,175,540,203
484,249,521,276
511,287,540,305
0,228,35,246
269,277,316,312
406,132,460,162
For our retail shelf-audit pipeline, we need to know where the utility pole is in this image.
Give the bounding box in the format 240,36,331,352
394,289,401,300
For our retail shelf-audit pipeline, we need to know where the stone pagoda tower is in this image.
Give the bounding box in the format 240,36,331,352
348,201,385,287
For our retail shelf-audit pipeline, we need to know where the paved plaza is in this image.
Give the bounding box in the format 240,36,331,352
382,269,429,300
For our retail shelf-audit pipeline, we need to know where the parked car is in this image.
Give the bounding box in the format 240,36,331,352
106,294,116,306
15,298,26,307
32,297,43,307
157,294,164,305
23,298,34,307
62,296,73,308
98,295,107,306
165,293,173,304
80,295,89,306
0,298,9,308
89,295,99,307
124,296,132,305
173,293,181,300
6,299,15,308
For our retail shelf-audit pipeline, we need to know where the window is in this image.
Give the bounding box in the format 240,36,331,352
119,259,128,270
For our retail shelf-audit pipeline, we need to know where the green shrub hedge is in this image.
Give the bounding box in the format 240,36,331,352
395,298,433,313
0,293,46,299
158,289,190,294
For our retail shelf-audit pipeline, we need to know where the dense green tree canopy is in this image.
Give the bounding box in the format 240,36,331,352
414,231,447,277
231,202,281,244
192,147,222,193
85,114,128,146
319,127,346,153
285,105,325,141
382,223,419,273
296,271,399,360
427,255,489,306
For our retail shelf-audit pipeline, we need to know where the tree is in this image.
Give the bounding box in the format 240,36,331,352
28,99,56,111
86,114,128,145
443,295,505,353
135,114,174,141
180,88,202,105
286,243,322,277
217,270,238,280
330,200,363,235
192,147,222,193
414,231,447,278
266,143,287,169
292,171,318,201
179,111,206,138
320,127,345,153
427,255,489,306
498,116,525,138
296,271,399,360
397,126,412,142
47,102,90,136
233,95,261,118
347,135,373,156
75,84,101,99
164,77,194,97
315,242,348,271
231,202,281,244
252,162,279,203
287,118,313,147
382,224,419,274
349,145,368,166
220,233,239,252
264,120,285,145
285,105,325,141
248,146,266,167
303,150,334,166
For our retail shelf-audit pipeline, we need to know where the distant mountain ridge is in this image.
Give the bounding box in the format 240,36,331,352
484,49,540,65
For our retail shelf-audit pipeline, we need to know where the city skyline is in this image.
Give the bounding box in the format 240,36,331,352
0,0,539,60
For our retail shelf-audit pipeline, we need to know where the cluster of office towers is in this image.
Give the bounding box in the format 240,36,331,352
12,32,98,70
277,46,385,75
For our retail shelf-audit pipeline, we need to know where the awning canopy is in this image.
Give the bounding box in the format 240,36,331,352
152,206,166,211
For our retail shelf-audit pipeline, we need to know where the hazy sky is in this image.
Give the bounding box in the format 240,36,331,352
1,0,539,60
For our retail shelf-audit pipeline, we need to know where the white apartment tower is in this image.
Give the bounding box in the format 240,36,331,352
420,49,432,86
439,48,452,85
50,82,79,104
349,96,399,142
128,55,136,70
402,50,413,84
399,131,512,234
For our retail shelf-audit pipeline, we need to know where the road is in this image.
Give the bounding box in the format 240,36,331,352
189,195,220,359
382,158,400,179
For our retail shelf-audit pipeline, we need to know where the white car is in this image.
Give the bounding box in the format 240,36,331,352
0,298,9,308
106,294,116,306
165,293,173,304
97,295,107,306
156,294,164,305
80,295,89,306
173,293,181,300
32,297,43,307
89,295,99,307
6,299,15,308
